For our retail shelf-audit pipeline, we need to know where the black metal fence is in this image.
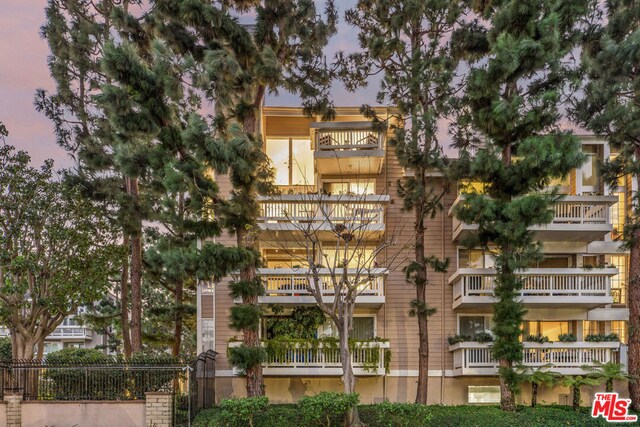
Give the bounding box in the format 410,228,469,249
0,359,188,401
0,359,193,426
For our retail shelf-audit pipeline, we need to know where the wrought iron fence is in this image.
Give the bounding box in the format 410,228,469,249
0,358,188,401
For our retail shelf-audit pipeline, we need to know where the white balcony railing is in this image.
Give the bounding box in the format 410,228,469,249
258,195,388,230
49,327,93,340
450,268,616,308
259,268,385,297
229,340,390,376
450,195,617,242
314,128,384,151
451,341,620,376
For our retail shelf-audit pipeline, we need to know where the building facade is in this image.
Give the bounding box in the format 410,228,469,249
197,106,630,405
0,313,109,357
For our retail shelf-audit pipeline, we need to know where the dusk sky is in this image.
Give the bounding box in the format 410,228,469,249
0,1,379,169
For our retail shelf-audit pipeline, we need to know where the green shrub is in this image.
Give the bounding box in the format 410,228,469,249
42,348,178,400
194,404,625,427
0,337,12,362
474,331,494,343
447,334,471,345
299,392,359,426
364,402,432,427
217,397,269,427
558,333,577,342
585,333,619,342
525,335,550,343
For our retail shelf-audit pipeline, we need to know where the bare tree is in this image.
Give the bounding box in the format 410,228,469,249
261,179,405,426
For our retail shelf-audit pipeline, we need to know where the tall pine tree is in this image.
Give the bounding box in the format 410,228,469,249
339,0,465,404
153,0,337,397
571,0,640,410
452,0,587,410
36,0,146,356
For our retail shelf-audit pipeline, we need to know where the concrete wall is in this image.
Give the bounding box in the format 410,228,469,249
20,401,145,427
214,376,630,406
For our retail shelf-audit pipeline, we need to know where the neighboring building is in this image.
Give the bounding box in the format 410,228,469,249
197,106,630,405
0,310,110,357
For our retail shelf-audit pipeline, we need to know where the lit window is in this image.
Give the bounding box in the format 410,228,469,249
458,249,495,269
323,179,376,195
581,145,600,190
611,321,627,344
266,138,314,185
608,255,628,304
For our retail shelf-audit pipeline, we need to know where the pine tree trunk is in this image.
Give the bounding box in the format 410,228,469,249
238,228,263,397
237,100,264,397
629,170,640,411
172,279,184,357
499,359,516,411
415,202,430,404
121,234,132,358
531,383,538,407
128,177,143,354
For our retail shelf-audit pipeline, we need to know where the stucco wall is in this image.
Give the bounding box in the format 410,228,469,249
21,401,145,427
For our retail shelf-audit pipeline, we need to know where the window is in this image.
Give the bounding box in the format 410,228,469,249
323,179,376,195
317,316,375,340
458,249,495,269
581,145,600,191
64,342,84,349
43,342,62,355
468,386,500,404
458,180,486,195
324,248,376,269
608,255,628,304
459,316,490,336
611,321,627,344
583,321,605,338
201,319,215,352
523,321,573,341
266,138,314,185
549,175,570,194
535,256,570,268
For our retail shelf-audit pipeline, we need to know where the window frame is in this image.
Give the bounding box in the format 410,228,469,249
265,136,314,186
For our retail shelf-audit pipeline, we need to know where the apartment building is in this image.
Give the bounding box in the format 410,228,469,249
197,106,630,405
0,313,108,357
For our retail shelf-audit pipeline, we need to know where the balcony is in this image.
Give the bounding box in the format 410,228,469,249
451,341,620,376
450,195,618,243
49,327,93,340
311,122,385,175
257,194,388,239
228,340,390,376
450,268,617,310
248,268,386,307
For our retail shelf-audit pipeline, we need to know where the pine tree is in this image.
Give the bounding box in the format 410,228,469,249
36,0,145,356
339,0,465,404
570,0,640,410
452,0,588,410
153,0,337,397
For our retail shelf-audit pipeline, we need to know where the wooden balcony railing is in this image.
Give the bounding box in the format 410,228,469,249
258,268,386,297
257,195,388,229
228,340,390,375
451,341,620,375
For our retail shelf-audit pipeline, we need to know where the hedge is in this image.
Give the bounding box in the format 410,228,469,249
194,402,633,427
